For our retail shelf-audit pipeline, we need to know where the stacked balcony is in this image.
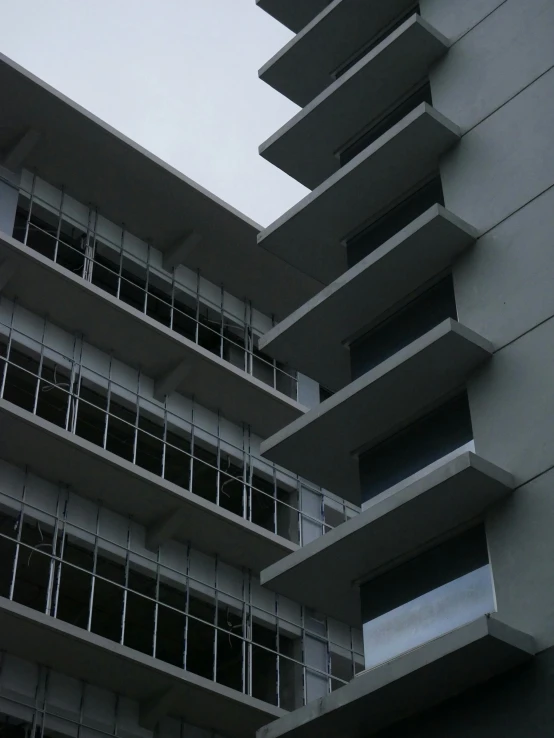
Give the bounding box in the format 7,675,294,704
255,2,535,736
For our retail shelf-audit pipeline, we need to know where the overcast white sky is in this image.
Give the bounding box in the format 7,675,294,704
0,0,308,226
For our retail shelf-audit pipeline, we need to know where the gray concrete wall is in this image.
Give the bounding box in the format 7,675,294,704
0,166,19,235
373,645,554,738
424,0,554,650
0,650,223,738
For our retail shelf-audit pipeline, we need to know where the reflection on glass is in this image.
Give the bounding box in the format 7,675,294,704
363,565,494,670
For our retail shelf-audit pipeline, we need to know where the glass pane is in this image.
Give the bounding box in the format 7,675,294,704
363,565,494,670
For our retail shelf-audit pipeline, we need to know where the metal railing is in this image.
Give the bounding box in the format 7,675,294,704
0,482,364,711
6,174,298,400
0,314,357,546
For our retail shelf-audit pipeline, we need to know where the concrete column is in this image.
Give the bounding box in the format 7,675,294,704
425,0,554,651
0,166,19,236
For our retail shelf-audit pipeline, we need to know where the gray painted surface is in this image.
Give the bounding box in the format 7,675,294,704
429,0,554,133
438,0,554,675
0,597,285,738
260,453,513,626
260,206,477,391
0,398,297,571
260,15,449,189
420,0,506,41
0,166,19,235
296,374,320,409
454,184,554,350
0,54,321,319
259,105,460,285
374,645,554,738
487,466,554,651
0,231,307,437
257,617,535,738
259,0,417,107
439,65,554,233
261,320,492,503
255,0,328,33
469,316,554,488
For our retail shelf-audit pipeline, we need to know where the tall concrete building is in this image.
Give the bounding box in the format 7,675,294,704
0,54,364,738
254,0,554,736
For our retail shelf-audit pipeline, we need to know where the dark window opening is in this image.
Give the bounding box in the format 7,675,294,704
338,81,432,168
333,4,420,81
361,525,489,623
13,203,87,275
0,340,291,539
12,201,297,399
0,346,72,430
346,176,444,268
350,274,456,381
359,392,473,504
0,519,295,704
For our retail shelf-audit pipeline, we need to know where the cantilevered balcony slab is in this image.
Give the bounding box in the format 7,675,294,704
259,206,478,391
258,104,460,285
0,399,297,571
0,53,321,318
255,0,328,32
0,598,284,738
259,0,421,106
257,617,534,738
261,453,513,625
0,231,307,438
261,15,449,189
260,320,493,504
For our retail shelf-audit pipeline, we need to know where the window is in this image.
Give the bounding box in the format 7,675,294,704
361,527,493,670
338,81,432,168
332,4,420,81
346,177,444,268
349,274,456,381
359,393,473,504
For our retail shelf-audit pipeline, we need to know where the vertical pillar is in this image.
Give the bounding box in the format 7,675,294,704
0,166,19,237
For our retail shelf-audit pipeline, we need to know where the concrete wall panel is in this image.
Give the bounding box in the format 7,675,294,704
0,166,19,235
440,66,554,233
487,466,554,650
468,316,554,486
420,0,505,41
374,645,554,737
453,184,554,349
430,0,554,131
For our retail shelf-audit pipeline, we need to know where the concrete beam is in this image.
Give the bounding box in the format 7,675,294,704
0,398,297,572
260,15,450,189
260,452,514,625
255,0,328,33
0,232,306,437
0,260,15,292
0,597,285,738
145,464,218,550
260,320,493,504
140,687,179,729
257,617,535,738
258,206,477,391
259,0,417,107
163,232,202,271
258,104,461,284
153,359,192,401
146,507,187,551
0,56,321,319
2,129,40,171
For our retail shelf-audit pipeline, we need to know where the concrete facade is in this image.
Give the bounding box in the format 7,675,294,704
1,0,553,735
423,0,554,660
0,53,363,738
255,0,554,735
